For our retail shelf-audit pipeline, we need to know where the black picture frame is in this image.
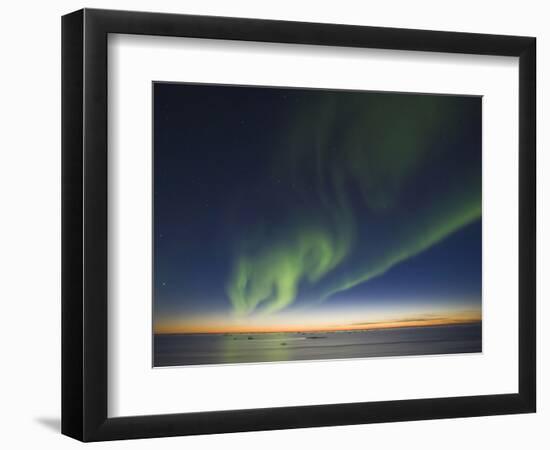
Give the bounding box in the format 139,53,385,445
62,8,536,442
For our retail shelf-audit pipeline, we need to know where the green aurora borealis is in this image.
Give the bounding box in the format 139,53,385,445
225,93,481,316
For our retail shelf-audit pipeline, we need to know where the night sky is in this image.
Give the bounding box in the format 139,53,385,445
153,83,481,334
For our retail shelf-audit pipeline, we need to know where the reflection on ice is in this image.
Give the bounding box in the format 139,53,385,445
154,323,481,367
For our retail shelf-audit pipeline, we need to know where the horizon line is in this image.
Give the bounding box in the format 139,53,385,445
154,319,481,336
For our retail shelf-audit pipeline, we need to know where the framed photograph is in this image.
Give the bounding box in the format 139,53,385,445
62,8,536,441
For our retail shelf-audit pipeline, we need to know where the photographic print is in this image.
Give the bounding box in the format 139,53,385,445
153,83,482,367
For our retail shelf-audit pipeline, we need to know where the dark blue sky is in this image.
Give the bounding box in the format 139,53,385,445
153,83,481,330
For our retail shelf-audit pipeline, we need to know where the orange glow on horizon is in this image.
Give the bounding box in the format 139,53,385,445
154,310,481,335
